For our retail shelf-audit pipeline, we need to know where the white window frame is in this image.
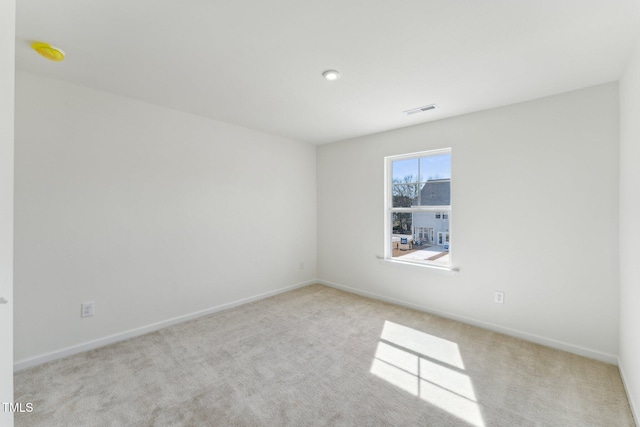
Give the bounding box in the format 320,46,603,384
384,148,452,269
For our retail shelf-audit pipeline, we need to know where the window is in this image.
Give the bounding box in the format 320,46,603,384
385,149,451,267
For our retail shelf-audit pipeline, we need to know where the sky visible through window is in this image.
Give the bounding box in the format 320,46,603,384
392,153,451,182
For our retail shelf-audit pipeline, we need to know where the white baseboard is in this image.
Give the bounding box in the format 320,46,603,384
15,278,620,371
14,280,316,371
619,360,639,426
317,279,619,365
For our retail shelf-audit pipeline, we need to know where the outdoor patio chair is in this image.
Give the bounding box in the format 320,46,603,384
399,237,412,251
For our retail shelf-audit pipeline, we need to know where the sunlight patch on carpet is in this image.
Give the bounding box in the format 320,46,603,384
380,321,465,369
371,321,484,427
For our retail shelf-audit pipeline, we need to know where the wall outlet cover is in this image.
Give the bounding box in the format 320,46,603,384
81,301,95,317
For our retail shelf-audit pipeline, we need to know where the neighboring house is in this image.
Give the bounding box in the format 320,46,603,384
412,179,450,247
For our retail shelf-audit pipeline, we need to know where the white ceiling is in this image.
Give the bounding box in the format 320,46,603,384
15,0,640,144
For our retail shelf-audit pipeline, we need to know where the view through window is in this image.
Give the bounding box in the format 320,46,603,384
386,149,452,267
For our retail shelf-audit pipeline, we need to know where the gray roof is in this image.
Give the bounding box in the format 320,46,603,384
418,179,450,206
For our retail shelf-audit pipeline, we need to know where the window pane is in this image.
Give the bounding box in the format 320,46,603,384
392,183,419,207
416,177,450,207
392,158,418,182
392,212,412,235
419,153,451,181
390,213,450,266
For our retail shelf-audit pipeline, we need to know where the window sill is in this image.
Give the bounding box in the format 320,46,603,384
377,257,460,274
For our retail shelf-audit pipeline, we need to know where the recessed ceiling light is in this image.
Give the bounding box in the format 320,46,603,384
30,41,65,62
322,70,340,81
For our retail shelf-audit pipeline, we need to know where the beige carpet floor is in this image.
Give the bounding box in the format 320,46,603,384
14,284,635,426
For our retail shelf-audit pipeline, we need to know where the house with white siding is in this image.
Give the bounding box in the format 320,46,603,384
412,179,450,247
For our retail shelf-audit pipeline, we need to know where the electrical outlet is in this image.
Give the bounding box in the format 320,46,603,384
81,301,95,318
494,291,505,304
299,262,304,270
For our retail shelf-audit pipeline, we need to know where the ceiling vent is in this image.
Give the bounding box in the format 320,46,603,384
404,104,437,115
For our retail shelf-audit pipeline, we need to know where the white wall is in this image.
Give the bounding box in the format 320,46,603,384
14,71,317,365
620,37,640,420
318,84,620,362
0,1,15,425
